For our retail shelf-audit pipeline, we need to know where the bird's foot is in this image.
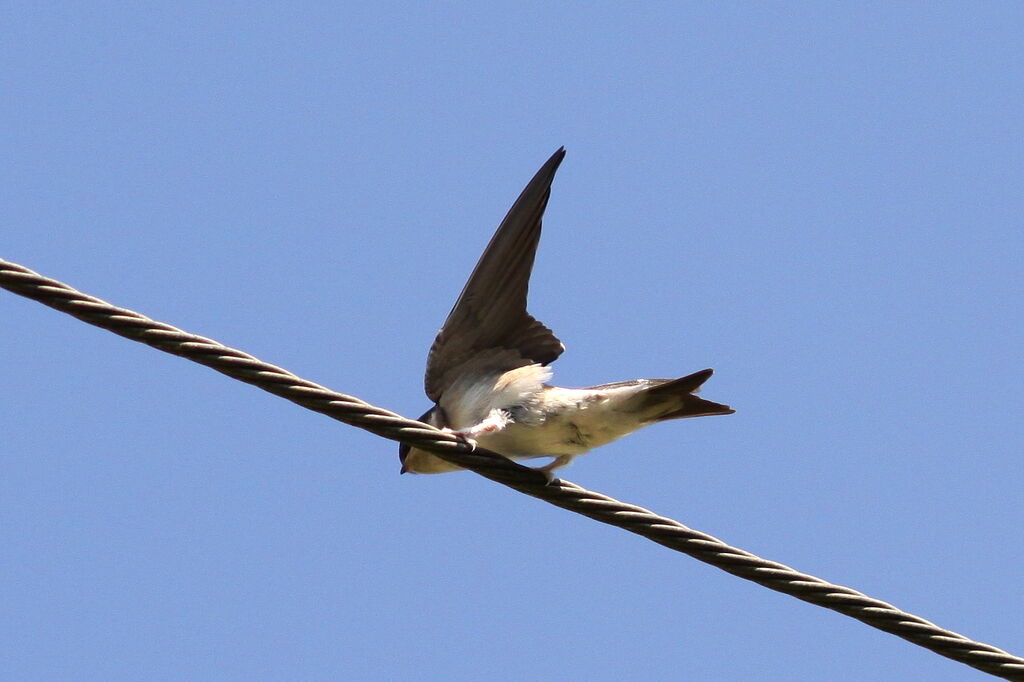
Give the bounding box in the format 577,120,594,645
461,411,510,440
440,426,477,451
534,455,575,485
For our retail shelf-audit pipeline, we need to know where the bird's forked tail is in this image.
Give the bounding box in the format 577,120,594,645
642,368,734,421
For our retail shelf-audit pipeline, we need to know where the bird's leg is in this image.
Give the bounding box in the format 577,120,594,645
439,427,477,450
442,409,511,450
535,455,575,484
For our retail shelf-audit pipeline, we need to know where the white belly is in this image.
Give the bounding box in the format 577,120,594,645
474,385,649,458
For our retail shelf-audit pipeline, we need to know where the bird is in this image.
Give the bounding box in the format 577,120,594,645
399,147,733,478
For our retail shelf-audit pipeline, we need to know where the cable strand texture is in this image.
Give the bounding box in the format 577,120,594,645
3,258,1022,681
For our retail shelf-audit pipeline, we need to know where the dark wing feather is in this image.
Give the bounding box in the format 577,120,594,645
424,148,566,402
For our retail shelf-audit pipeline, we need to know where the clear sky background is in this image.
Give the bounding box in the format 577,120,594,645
3,4,1022,681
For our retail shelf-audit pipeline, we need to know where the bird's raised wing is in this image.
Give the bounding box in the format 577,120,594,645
424,148,566,402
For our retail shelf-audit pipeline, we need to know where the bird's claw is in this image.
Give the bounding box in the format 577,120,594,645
441,426,477,451
538,468,560,486
534,455,574,485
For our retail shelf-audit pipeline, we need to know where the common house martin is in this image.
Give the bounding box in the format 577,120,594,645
400,148,733,477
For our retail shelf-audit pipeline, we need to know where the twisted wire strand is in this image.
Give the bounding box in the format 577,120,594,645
2,257,1021,681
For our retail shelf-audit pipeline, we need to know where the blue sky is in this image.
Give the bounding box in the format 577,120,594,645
3,3,1022,680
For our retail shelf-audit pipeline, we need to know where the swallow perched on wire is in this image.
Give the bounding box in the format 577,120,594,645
400,148,733,478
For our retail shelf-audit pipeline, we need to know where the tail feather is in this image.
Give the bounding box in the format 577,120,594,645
645,368,715,396
643,368,734,421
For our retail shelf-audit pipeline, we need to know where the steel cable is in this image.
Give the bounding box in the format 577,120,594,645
3,258,1021,680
